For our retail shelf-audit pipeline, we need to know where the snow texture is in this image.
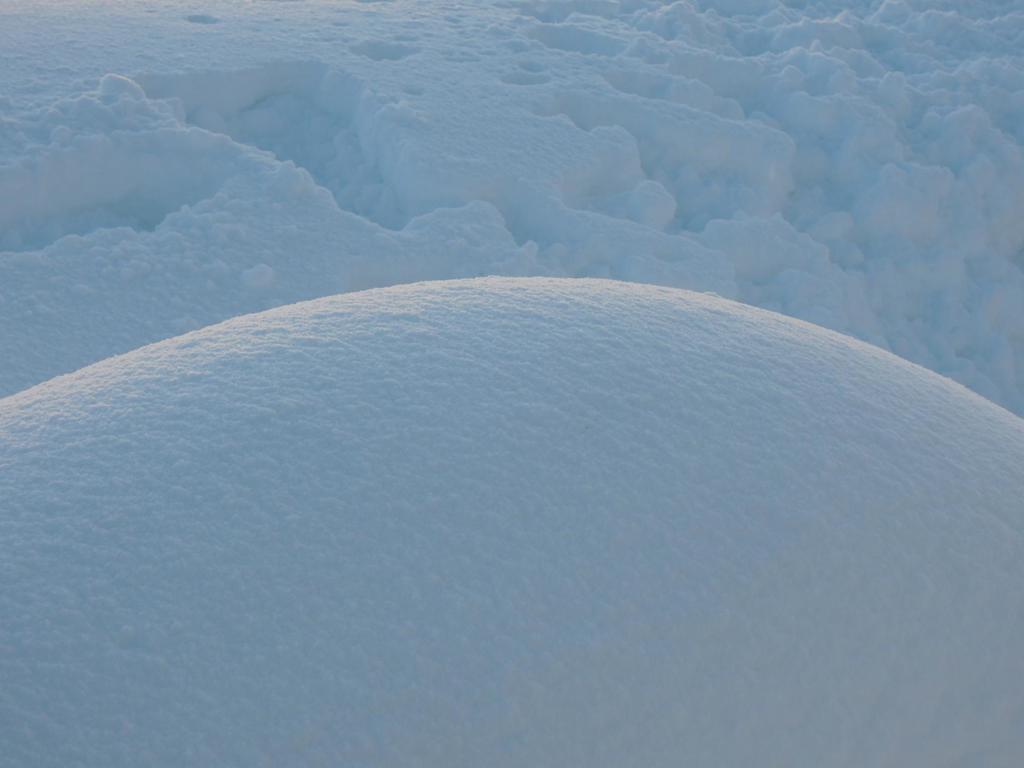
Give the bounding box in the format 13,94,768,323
2,278,1023,768
2,0,1024,412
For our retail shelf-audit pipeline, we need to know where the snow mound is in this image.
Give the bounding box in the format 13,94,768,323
2,278,1022,768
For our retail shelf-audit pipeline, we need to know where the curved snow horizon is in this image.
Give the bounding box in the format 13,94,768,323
2,277,1023,767
4,0,1024,763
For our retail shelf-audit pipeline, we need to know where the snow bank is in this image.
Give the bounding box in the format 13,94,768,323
0,67,726,398
3,0,1024,413
3,278,1022,767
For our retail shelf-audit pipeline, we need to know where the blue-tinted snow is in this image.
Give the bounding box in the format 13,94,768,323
1,0,1023,412
2,278,1023,767
3,1,1024,764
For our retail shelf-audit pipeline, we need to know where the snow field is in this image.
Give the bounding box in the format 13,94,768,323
3,2,1024,763
1,0,1023,412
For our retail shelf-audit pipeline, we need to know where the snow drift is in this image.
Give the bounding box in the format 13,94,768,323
2,278,1022,767
4,0,1024,413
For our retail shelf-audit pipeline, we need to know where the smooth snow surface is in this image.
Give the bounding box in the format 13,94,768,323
2,0,1024,412
2,278,1023,768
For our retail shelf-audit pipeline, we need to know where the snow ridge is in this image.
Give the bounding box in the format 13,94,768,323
2,278,1023,767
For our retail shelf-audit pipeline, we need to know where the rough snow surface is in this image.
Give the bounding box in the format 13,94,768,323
2,0,1024,412
2,278,1023,767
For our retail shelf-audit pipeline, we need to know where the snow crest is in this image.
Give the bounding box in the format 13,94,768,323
2,278,1023,767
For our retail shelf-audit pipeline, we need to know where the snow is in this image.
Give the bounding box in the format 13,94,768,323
4,1,1024,763
2,0,1024,412
2,277,1023,767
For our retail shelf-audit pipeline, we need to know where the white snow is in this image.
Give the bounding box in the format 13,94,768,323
2,0,1024,412
4,1,1024,764
2,278,1023,767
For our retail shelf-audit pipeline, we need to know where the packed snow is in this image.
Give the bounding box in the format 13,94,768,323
2,0,1024,411
2,278,1023,767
